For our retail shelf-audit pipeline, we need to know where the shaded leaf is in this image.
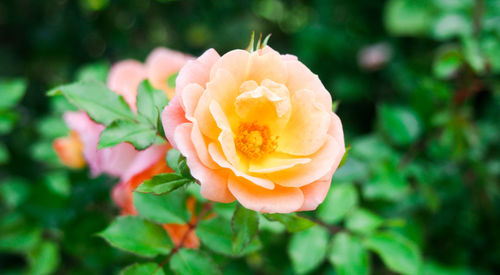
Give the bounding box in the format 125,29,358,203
231,205,259,254
134,188,190,224
0,78,27,109
120,262,165,275
27,241,60,275
170,249,222,275
329,233,369,275
262,213,316,233
379,105,422,146
364,231,421,275
317,183,358,224
288,226,329,274
345,208,383,235
196,216,261,256
98,216,173,257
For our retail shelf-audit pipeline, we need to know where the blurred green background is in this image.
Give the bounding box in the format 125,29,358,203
1,0,499,274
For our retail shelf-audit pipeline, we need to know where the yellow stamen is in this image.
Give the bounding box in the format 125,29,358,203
235,122,278,160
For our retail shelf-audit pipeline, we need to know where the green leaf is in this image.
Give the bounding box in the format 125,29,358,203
462,35,487,74
98,119,156,150
196,216,261,256
0,178,30,208
379,105,422,146
317,183,358,224
262,213,316,233
364,231,421,275
384,0,433,36
48,80,135,125
121,262,165,275
0,110,19,135
288,226,329,274
136,80,169,125
27,241,60,275
364,163,410,201
433,47,463,79
37,116,69,139
338,146,351,168
98,216,173,257
0,78,27,109
0,143,9,164
166,149,182,173
136,173,192,195
345,208,383,235
0,214,42,253
170,249,222,275
43,171,71,197
231,205,259,254
421,261,471,275
133,188,191,224
167,72,179,88
432,14,471,41
328,233,369,275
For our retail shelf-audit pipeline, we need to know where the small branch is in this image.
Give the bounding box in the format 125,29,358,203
158,202,213,268
473,0,484,37
298,214,345,234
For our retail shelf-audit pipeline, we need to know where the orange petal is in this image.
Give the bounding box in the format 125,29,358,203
53,131,86,169
194,69,238,140
269,136,344,188
209,101,238,167
227,174,304,213
174,123,235,203
298,170,334,211
208,143,274,190
284,59,332,111
176,48,220,94
278,89,331,156
162,96,189,149
209,49,250,84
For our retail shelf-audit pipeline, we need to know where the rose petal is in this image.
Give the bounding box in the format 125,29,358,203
270,136,344,188
191,121,218,169
180,83,204,122
145,47,192,99
119,144,169,183
227,175,304,213
298,175,332,211
278,89,331,156
162,96,189,149
246,49,288,84
209,101,238,167
107,60,147,112
176,48,220,95
209,49,250,84
208,143,274,190
174,123,235,203
248,154,311,173
285,59,332,111
194,69,238,140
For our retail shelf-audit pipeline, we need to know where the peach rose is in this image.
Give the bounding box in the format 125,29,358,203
162,46,345,213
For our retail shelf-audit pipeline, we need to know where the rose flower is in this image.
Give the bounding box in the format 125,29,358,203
54,48,199,248
163,46,345,213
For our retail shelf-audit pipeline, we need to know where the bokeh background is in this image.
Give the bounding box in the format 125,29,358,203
1,0,499,274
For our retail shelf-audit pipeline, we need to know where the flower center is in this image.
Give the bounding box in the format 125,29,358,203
235,122,278,160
